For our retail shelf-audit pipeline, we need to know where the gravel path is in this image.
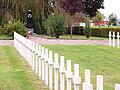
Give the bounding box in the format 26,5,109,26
28,36,108,45
0,40,13,46
0,36,108,46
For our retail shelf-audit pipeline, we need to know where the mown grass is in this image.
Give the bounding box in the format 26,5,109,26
0,35,12,40
90,26,120,28
43,45,120,90
41,35,107,40
0,46,48,90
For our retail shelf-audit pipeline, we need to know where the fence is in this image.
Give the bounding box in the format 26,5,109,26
109,31,120,48
14,32,120,90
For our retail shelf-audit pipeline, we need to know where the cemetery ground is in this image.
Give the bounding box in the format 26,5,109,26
43,45,120,90
0,34,119,90
41,35,107,40
0,35,12,40
90,26,120,28
0,46,48,90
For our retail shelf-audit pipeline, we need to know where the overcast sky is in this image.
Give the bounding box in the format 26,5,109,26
100,0,120,19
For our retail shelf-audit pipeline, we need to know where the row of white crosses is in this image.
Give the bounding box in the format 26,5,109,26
109,31,120,48
14,32,120,90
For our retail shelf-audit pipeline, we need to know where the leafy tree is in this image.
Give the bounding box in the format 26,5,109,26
96,11,104,21
44,14,65,38
0,0,46,34
83,0,104,17
108,13,117,26
93,11,104,25
58,0,104,38
58,0,83,38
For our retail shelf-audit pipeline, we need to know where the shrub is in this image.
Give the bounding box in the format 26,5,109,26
112,22,117,26
44,14,65,38
0,25,2,35
1,21,27,38
83,25,91,38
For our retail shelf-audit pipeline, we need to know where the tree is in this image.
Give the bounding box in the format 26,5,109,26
93,11,104,26
58,0,104,38
108,13,117,26
58,0,83,38
83,0,104,17
44,14,65,38
0,0,47,34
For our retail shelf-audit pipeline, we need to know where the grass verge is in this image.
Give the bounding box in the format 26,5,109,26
0,46,48,90
44,45,120,90
0,35,12,40
41,35,107,40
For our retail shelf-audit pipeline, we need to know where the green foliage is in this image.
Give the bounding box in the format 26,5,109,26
1,21,27,38
112,22,117,26
66,26,120,38
93,11,104,24
91,28,120,38
44,14,65,38
83,25,91,38
108,13,117,26
0,35,12,40
96,11,104,21
0,25,2,35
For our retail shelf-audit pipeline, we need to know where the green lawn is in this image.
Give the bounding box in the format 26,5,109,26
41,35,107,40
0,46,48,90
43,45,120,90
90,26,120,28
0,35,12,40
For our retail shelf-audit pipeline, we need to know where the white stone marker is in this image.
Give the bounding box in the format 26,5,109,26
115,84,120,90
45,48,49,86
109,31,112,46
54,53,59,90
85,69,91,84
113,32,115,47
32,42,35,71
73,64,81,90
60,56,65,90
83,69,93,90
66,60,73,90
35,43,39,74
97,75,103,90
48,50,53,90
117,32,120,48
38,45,42,78
41,47,45,81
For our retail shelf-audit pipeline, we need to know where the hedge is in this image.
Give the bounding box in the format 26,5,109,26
66,27,120,38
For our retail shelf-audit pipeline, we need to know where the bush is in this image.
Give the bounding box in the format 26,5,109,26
0,25,2,35
83,25,91,38
1,21,27,38
44,14,65,38
112,22,117,26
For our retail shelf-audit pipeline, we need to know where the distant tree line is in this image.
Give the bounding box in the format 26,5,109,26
0,0,104,34
0,0,52,34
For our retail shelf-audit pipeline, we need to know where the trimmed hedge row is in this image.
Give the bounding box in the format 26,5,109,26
91,28,120,38
66,27,120,38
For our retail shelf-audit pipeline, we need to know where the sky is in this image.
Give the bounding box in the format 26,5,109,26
99,0,120,19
